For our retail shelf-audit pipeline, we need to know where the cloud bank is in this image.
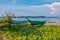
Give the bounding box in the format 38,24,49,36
0,2,60,16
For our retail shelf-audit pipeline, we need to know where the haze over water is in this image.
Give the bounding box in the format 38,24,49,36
12,18,60,24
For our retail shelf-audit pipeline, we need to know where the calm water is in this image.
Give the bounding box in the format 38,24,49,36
12,18,60,24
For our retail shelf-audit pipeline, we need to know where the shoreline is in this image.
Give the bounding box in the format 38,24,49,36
45,23,60,26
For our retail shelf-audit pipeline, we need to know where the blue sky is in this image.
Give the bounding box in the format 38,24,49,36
0,0,60,16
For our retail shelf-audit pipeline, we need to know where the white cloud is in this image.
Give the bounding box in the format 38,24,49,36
47,2,60,15
0,2,60,16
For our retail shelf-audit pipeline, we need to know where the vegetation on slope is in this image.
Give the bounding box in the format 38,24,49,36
0,12,60,40
0,24,60,40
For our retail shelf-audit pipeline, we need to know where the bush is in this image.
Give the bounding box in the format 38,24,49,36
0,24,60,40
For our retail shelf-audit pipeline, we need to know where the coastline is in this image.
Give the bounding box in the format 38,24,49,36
45,23,60,26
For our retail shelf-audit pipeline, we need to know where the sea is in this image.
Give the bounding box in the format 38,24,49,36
12,18,60,24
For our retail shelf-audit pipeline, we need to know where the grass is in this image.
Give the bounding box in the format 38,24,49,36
0,24,60,40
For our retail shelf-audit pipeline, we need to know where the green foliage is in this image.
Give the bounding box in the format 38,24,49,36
0,12,14,27
0,25,60,40
2,12,14,22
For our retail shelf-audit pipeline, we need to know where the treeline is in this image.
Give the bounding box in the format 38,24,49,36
0,16,46,18
14,16,46,18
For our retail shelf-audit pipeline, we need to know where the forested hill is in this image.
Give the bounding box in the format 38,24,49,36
0,16,59,18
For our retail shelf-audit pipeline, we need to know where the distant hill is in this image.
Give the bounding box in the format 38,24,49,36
0,16,59,18
14,16,46,18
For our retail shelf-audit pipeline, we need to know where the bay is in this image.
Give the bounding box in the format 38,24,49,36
12,18,60,24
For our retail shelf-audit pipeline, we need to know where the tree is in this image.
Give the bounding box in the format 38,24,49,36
2,12,14,27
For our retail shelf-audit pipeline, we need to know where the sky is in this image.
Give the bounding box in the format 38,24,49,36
0,0,60,17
